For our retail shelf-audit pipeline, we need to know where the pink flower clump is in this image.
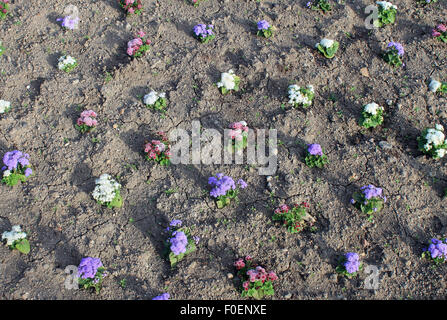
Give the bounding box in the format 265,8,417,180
77,110,98,127
127,31,151,56
144,133,171,161
234,258,245,270
228,121,248,141
432,23,447,37
246,266,278,285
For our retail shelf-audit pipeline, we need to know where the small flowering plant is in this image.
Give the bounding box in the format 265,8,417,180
336,252,363,278
375,1,397,27
288,84,314,108
422,238,447,264
307,0,332,13
305,144,329,168
257,20,273,38
152,293,170,300
315,38,339,58
227,121,249,152
127,31,151,58
2,225,30,254
165,220,197,267
119,0,143,15
432,23,447,43
234,256,277,300
144,132,171,166
359,102,384,129
1,151,33,186
76,110,98,133
209,174,247,209
383,42,404,67
217,69,240,94
272,202,315,233
92,174,123,208
77,257,107,294
417,124,447,159
58,55,78,73
428,79,447,94
143,90,167,112
0,0,10,20
351,185,386,221
0,99,11,114
193,24,215,43
57,15,79,30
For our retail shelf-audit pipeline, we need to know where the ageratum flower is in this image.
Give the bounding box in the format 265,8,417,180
2,150,30,171
57,15,79,30
1,225,26,246
0,99,11,113
360,185,383,200
77,257,103,279
152,293,170,300
344,252,360,274
307,144,323,156
169,231,188,255
387,42,404,56
257,20,270,30
193,24,214,38
427,238,447,261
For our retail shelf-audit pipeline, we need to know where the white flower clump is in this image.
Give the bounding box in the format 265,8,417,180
58,55,77,70
143,90,166,106
2,225,27,246
92,174,121,203
429,79,441,93
423,125,447,156
217,69,237,91
376,1,397,10
288,85,314,106
316,38,334,48
0,99,11,113
364,102,383,115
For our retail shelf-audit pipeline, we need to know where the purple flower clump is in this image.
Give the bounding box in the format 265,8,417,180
257,20,270,30
360,185,383,200
193,24,214,38
307,144,323,156
209,173,235,197
208,174,247,198
152,293,170,300
428,238,447,261
57,15,79,30
2,150,30,171
387,42,404,56
169,231,188,255
77,257,103,279
344,252,360,274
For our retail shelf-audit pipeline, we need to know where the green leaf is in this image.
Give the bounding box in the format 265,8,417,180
15,239,30,254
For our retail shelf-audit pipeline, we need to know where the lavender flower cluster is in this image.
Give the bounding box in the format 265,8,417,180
426,238,447,261
1,150,32,178
78,257,104,279
344,252,360,274
360,185,385,200
307,144,323,156
152,293,170,300
387,41,404,56
193,24,215,43
208,173,247,198
169,231,188,255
